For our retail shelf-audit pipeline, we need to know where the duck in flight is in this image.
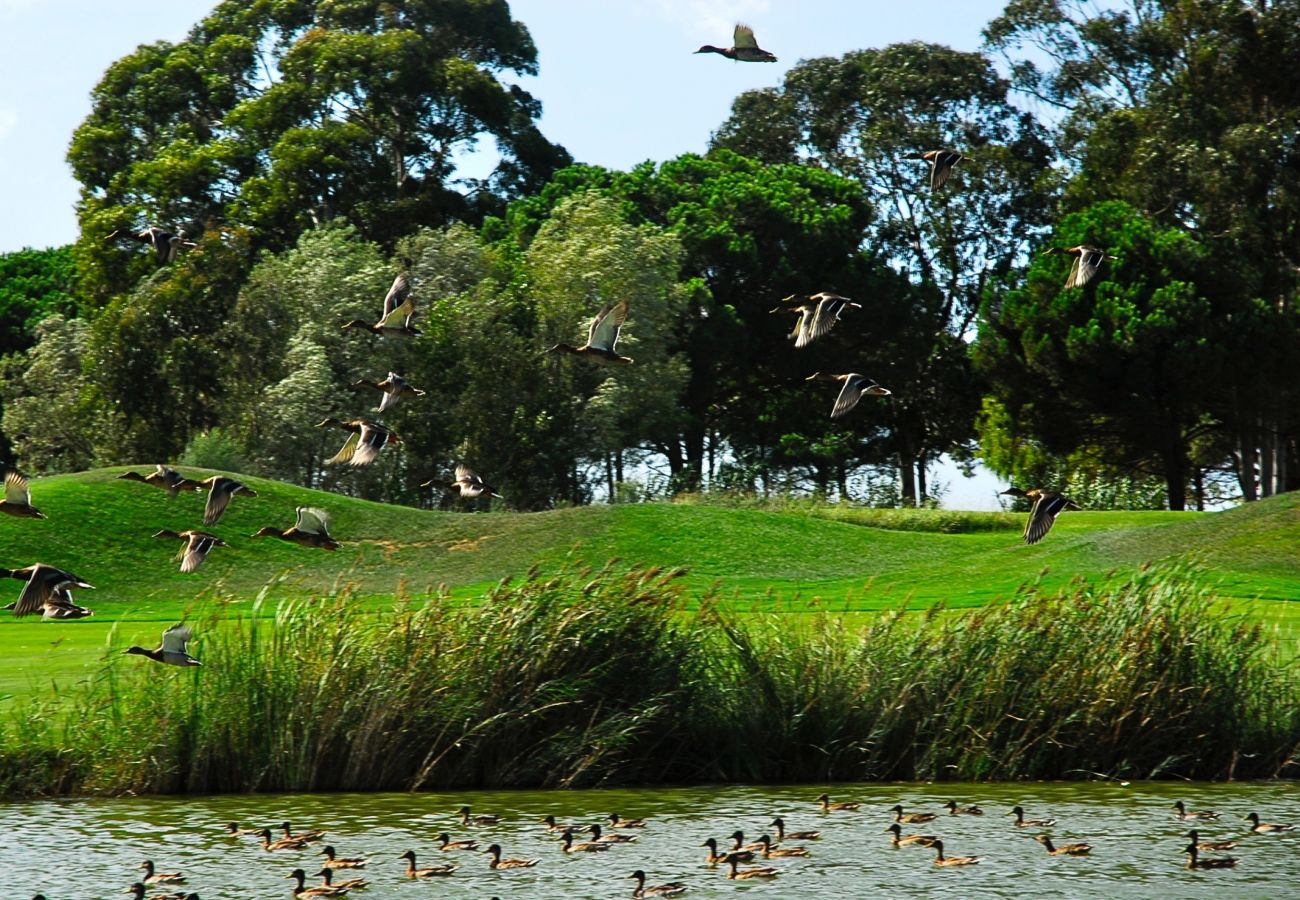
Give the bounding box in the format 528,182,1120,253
0,471,43,518
152,529,229,573
421,465,502,500
696,24,777,62
1044,245,1116,289
772,292,860,348
342,273,421,337
911,149,971,191
0,564,94,618
123,624,201,666
806,372,892,418
117,465,206,498
1001,487,1080,544
547,299,633,365
318,419,403,467
350,372,426,413
107,225,196,263
252,507,340,550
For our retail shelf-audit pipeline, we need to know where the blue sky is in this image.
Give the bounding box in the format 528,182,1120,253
0,0,1012,507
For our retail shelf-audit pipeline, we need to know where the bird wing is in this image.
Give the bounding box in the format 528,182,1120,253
1071,247,1106,287
4,471,31,505
382,274,410,319
377,295,416,329
181,533,218,573
1062,254,1085,290
203,479,235,524
929,150,962,190
588,299,629,352
456,467,486,497
326,431,361,466
1023,493,1072,544
12,565,60,617
733,24,759,49
791,305,817,347
161,624,192,655
348,425,389,466
295,507,330,535
830,375,866,419
805,297,856,344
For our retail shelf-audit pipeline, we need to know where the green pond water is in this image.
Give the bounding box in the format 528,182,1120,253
6,781,1299,898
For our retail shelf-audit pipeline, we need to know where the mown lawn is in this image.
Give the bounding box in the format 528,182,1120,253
0,467,1297,700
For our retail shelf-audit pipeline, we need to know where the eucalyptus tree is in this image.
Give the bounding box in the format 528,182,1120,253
0,316,98,473
69,0,570,303
711,43,1052,503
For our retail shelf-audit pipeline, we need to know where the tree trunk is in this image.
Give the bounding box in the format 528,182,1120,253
898,453,917,506
1260,417,1275,498
604,453,615,503
1163,445,1188,511
915,451,928,505
1239,431,1259,501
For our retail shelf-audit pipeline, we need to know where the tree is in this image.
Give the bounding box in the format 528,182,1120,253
977,201,1233,510
985,0,1300,499
69,0,571,303
0,316,98,473
711,43,1054,503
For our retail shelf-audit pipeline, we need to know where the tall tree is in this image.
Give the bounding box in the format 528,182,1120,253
985,0,1300,498
711,42,1053,502
69,0,571,303
977,201,1231,510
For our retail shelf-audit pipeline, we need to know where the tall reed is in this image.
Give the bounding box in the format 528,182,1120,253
0,562,1294,795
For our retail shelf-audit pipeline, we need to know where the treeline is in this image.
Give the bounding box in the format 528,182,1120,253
1,0,1297,511
0,563,1293,794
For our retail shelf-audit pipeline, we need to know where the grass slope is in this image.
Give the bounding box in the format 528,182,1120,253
0,467,1297,697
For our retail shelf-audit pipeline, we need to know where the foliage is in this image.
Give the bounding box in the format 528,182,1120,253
0,562,1293,795
0,247,80,355
69,0,571,302
0,315,98,473
179,427,249,473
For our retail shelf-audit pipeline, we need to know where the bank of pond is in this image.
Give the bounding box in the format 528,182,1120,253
0,562,1295,797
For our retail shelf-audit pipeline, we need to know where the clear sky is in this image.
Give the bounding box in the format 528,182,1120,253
0,0,1011,508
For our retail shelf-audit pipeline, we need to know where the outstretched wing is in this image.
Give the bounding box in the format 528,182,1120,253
4,471,31,505
790,305,817,347
203,479,235,525
830,374,867,419
325,431,361,466
382,274,410,318
1023,493,1072,544
161,623,192,654
1070,247,1106,288
929,150,963,190
378,295,416,329
12,566,59,617
348,425,390,466
181,533,220,573
734,24,759,49
588,299,629,352
294,507,331,535
805,296,857,345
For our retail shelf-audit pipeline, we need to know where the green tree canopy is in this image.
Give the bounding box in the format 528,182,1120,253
70,0,571,302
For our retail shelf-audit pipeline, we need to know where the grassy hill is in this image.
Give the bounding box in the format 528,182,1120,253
1,467,1298,697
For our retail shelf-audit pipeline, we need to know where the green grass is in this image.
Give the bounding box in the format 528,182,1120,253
1,467,1299,700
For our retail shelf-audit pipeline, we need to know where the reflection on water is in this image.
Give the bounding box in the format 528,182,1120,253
4,781,1298,898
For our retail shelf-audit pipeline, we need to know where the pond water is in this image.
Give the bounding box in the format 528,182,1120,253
6,781,1298,898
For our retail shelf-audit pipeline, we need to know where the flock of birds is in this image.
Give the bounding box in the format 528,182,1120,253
24,796,1295,898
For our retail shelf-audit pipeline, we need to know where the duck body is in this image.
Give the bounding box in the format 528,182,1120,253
912,149,970,190
816,793,860,812
109,225,196,263
399,849,457,876
607,813,647,829
117,464,204,497
483,843,539,869
153,529,228,573
590,823,637,843
547,299,633,365
702,838,748,864
0,472,43,518
0,564,94,618
1035,834,1091,856
1186,830,1236,851
1044,244,1116,289
342,275,421,337
286,867,348,896
350,372,425,413
1174,801,1220,820
436,831,479,851
318,419,402,467
281,821,325,842
932,839,981,866
889,804,937,824
124,623,200,666
773,292,860,348
542,815,582,833
1002,487,1080,544
770,817,820,841
318,845,366,868
806,372,891,419
1245,811,1294,833
253,507,339,550
723,852,779,879
561,829,610,852
757,834,809,857
200,475,256,525
139,859,185,884
424,465,502,500
315,868,367,890
459,804,500,826
885,823,937,847
1009,805,1057,827
696,24,776,62
257,827,307,851
630,869,686,897
946,800,985,816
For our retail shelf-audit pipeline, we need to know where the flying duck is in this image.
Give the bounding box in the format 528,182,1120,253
696,24,777,62
547,299,633,365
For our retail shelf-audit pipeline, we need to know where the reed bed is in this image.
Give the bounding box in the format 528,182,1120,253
0,562,1294,796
